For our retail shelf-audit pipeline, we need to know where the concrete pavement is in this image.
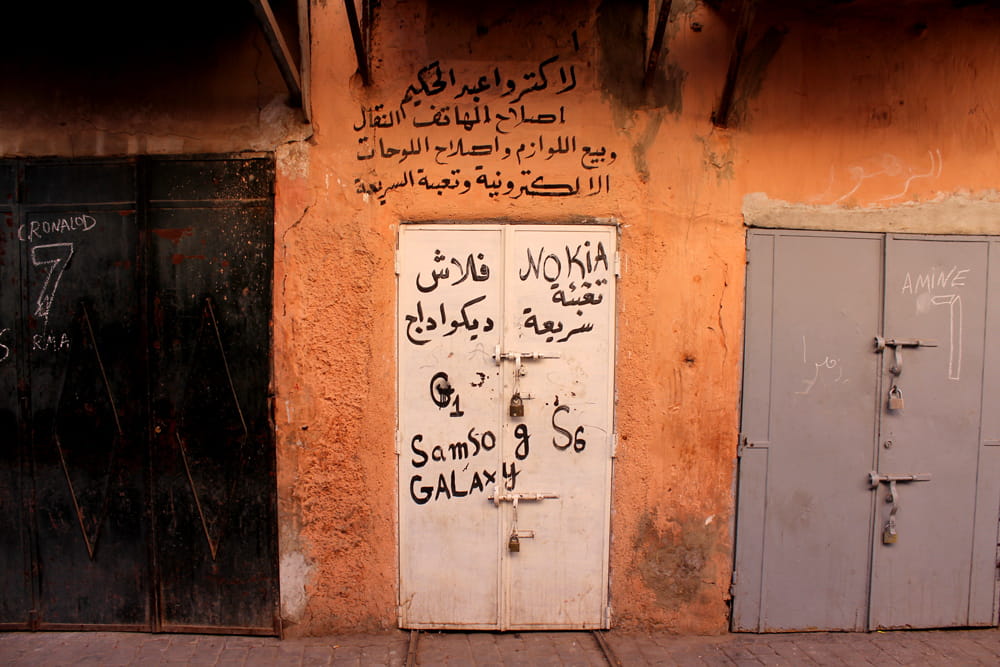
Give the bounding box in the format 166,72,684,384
3,627,1000,665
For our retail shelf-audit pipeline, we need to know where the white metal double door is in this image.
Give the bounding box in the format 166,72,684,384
397,224,616,630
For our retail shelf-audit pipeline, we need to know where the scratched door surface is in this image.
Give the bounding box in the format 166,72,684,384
147,158,278,633
397,224,615,630
0,157,276,634
734,230,1000,632
21,162,149,628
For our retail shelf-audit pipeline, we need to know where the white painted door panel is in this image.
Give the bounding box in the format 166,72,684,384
503,226,615,629
398,226,503,628
398,224,616,630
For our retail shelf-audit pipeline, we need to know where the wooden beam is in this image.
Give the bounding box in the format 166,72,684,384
248,0,303,107
643,0,673,89
713,0,756,128
344,0,370,86
298,0,311,122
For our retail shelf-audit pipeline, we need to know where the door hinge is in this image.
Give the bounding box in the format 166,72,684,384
610,432,618,459
604,605,613,627
614,251,622,278
394,254,400,275
737,436,770,459
394,430,401,456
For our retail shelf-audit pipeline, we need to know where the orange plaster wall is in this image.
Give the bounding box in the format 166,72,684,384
277,0,745,634
5,0,998,638
277,0,1000,635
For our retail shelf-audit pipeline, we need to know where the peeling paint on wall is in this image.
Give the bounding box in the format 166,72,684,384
280,551,315,623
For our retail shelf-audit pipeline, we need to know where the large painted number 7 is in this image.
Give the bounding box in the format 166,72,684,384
31,242,75,320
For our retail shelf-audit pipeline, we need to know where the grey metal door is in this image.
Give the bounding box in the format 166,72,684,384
734,230,1000,632
870,236,997,629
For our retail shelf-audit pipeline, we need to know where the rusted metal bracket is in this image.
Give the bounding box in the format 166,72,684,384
712,0,757,127
344,0,371,86
643,0,674,89
247,0,304,107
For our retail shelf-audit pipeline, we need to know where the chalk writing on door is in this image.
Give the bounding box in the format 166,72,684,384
902,266,968,381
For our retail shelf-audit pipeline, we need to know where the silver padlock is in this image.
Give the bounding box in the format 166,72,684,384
888,385,904,411
509,393,524,417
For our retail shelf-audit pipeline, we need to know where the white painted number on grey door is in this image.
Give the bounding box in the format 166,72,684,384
734,231,1000,632
397,224,616,630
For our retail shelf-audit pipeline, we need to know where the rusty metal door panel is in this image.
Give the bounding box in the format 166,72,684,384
869,237,991,629
734,231,882,631
0,157,277,634
148,195,277,633
397,224,615,630
0,163,30,628
24,197,149,628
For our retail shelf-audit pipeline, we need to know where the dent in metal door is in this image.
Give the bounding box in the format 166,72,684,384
397,224,616,630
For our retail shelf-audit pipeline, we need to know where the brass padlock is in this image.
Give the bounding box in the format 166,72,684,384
888,385,904,411
882,521,898,544
509,393,524,417
508,533,520,552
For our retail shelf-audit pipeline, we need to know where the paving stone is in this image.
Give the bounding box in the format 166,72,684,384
4,628,1000,665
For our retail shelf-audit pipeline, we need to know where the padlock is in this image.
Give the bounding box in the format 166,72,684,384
888,385,904,411
882,521,898,544
508,533,520,552
509,393,524,417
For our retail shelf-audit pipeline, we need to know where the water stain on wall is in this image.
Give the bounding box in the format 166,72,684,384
597,0,686,116
634,511,723,610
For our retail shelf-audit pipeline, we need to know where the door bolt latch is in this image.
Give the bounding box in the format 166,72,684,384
869,473,932,545
874,336,937,375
